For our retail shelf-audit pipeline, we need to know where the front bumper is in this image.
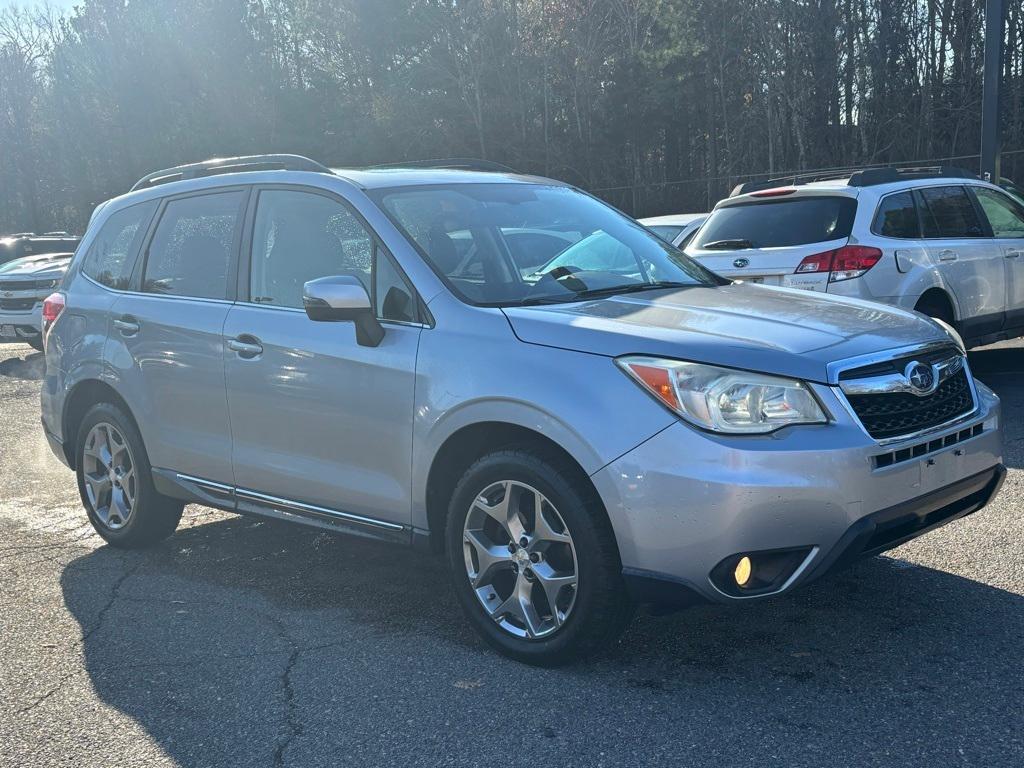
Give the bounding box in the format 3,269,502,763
0,300,43,340
592,378,1003,607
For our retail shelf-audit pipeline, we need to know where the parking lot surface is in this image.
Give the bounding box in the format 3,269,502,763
0,341,1022,767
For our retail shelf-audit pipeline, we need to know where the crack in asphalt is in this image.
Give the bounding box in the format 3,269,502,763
273,648,303,768
15,556,143,715
0,529,98,558
261,613,308,768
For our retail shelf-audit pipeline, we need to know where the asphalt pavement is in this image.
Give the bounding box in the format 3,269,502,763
0,341,1022,767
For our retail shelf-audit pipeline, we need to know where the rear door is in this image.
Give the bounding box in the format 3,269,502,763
108,188,247,483
684,194,857,291
915,185,1004,339
970,185,1024,332
223,186,421,528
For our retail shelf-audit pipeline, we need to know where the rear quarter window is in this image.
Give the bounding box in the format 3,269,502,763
693,196,856,249
872,191,920,238
81,200,158,289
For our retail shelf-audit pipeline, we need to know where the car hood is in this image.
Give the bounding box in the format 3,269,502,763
0,253,72,278
501,283,951,384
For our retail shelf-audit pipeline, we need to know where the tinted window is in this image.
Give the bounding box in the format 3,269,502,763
917,186,984,238
872,191,920,238
143,192,244,299
973,188,1024,238
81,201,156,289
692,196,856,249
251,190,375,310
374,184,718,306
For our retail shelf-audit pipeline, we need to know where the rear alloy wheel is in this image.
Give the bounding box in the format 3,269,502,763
446,449,632,665
76,402,183,547
81,422,138,531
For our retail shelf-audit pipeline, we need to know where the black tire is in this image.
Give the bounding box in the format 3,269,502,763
75,402,183,548
445,448,633,666
26,335,43,352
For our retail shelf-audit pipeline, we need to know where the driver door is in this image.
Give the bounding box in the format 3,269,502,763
223,187,423,528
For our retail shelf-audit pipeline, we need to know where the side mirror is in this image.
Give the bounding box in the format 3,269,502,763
302,275,384,347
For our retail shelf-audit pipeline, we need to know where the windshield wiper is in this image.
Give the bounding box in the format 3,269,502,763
515,281,697,306
701,239,754,250
575,281,696,299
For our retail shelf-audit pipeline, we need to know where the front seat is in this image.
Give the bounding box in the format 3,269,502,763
265,227,347,307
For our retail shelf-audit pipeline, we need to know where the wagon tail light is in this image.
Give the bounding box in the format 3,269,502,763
41,292,66,344
794,245,883,282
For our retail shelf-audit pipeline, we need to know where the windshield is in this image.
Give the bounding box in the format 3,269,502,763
691,196,857,250
373,184,721,306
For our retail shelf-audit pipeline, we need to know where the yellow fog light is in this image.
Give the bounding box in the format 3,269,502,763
734,556,752,587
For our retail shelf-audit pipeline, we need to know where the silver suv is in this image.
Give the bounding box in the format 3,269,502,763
41,155,1005,665
685,167,1024,348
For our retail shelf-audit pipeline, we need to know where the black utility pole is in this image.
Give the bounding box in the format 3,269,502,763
980,0,1006,181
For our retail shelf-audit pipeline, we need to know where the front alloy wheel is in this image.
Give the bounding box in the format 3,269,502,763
447,449,633,665
462,480,578,639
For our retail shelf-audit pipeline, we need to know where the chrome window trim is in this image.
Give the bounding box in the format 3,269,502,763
81,273,234,306
233,300,430,328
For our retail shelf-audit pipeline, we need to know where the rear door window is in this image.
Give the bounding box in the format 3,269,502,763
972,187,1024,238
692,196,856,249
916,186,985,238
143,191,246,299
872,191,920,238
81,201,157,289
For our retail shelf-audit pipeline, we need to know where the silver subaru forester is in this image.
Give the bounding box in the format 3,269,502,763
40,155,1005,665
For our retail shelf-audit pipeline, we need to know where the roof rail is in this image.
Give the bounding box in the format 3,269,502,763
130,154,333,192
847,166,978,187
730,165,980,197
42,231,71,236
367,157,518,174
729,169,860,197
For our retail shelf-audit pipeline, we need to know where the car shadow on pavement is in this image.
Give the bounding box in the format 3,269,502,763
0,349,44,380
59,512,1024,767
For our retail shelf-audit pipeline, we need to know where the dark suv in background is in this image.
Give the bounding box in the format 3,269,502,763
0,232,80,266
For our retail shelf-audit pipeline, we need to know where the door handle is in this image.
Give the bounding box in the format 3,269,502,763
227,335,263,359
1006,250,1022,259
113,316,140,336
938,250,958,262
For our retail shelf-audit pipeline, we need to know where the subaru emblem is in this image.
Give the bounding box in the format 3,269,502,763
733,257,749,269
904,361,936,395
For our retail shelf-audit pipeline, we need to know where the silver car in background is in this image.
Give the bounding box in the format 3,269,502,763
639,213,707,249
0,252,73,350
41,155,1004,665
684,167,1024,348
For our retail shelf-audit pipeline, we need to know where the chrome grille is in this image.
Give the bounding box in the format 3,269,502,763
839,349,975,441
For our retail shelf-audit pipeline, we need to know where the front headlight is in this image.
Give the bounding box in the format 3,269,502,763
617,356,827,434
